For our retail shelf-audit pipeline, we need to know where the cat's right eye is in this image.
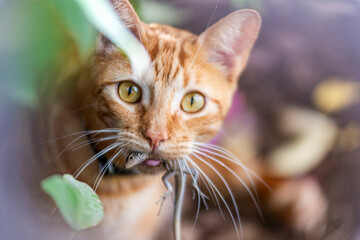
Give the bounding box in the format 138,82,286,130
118,81,142,103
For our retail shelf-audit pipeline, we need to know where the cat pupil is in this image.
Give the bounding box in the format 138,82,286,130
190,96,194,106
128,86,133,96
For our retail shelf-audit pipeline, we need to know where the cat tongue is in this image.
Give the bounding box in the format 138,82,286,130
143,159,161,166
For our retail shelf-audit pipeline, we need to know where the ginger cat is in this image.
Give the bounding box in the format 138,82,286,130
9,0,333,239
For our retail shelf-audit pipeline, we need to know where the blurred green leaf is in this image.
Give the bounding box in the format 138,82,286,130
231,0,264,11
138,0,189,26
130,0,142,13
1,0,185,107
41,174,104,231
47,0,96,60
0,0,153,107
0,0,95,106
74,0,150,78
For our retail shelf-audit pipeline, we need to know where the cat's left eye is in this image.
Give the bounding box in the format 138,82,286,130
118,81,141,103
181,92,205,113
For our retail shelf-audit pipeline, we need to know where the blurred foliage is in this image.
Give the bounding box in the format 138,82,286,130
0,0,95,107
132,0,189,26
0,0,186,107
75,0,150,79
49,0,96,60
231,0,264,11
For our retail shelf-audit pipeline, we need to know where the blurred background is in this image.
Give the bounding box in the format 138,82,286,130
0,0,359,239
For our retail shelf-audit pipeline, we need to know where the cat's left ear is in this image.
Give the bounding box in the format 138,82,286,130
110,0,144,39
199,9,261,81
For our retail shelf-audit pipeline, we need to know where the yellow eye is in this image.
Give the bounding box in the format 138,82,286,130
118,81,141,103
181,92,205,113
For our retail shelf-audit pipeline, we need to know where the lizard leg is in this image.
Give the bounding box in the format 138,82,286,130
185,167,209,201
156,171,176,214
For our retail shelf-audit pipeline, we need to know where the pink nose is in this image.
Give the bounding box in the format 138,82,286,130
144,130,168,151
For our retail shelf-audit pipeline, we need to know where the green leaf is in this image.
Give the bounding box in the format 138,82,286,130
41,174,104,231
138,0,188,26
74,0,150,78
0,0,95,107
231,0,264,11
46,0,96,60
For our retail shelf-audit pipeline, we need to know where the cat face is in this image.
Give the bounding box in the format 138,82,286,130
80,0,261,174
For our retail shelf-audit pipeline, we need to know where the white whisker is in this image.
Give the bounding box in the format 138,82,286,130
192,144,263,207
94,144,126,191
70,136,120,151
182,153,223,216
53,129,121,161
74,142,121,178
186,0,221,72
192,148,263,218
191,142,272,193
186,156,241,240
182,158,203,231
38,128,120,144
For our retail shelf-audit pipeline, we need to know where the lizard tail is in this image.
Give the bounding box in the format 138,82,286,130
174,173,186,240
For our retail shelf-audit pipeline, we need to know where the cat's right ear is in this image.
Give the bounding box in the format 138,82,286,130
97,0,143,55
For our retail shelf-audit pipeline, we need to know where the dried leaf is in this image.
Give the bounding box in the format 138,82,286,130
313,78,360,113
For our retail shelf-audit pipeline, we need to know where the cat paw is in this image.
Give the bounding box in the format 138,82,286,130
266,177,327,237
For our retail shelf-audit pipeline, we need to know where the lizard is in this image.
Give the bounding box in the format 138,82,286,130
125,152,205,240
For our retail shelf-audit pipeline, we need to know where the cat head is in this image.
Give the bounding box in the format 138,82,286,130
80,0,261,174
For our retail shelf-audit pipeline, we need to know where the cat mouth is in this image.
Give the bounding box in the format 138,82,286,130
97,149,167,176
141,158,162,167
98,157,138,176
122,151,168,174
124,151,164,168
86,132,167,176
